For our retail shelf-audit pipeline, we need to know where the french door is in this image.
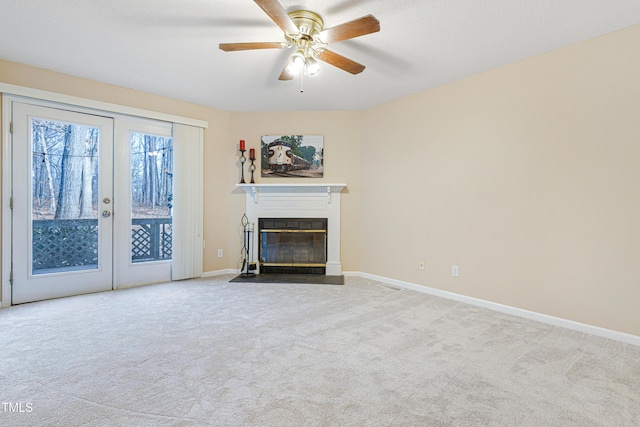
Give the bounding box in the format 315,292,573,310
113,118,173,287
11,101,173,304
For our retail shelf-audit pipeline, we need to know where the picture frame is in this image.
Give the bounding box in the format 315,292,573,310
260,135,323,178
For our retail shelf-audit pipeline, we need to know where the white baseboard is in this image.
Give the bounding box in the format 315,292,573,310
201,269,239,278
343,271,640,347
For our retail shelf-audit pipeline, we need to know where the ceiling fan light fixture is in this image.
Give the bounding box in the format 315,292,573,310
287,50,306,73
306,56,320,76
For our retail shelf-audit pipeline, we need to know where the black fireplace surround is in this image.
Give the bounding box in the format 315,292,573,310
259,218,328,274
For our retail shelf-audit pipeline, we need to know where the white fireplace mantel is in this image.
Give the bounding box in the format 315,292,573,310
236,183,346,276
237,183,346,203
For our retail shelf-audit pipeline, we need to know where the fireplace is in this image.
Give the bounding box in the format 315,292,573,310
237,183,345,276
259,218,327,274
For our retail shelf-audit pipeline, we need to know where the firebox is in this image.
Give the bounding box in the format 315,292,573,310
259,218,327,274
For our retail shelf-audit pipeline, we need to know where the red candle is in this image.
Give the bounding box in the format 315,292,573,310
249,148,255,159
239,139,245,151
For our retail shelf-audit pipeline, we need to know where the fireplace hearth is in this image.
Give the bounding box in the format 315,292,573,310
259,218,327,274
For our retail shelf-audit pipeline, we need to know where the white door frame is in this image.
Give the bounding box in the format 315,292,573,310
2,95,14,308
1,87,207,307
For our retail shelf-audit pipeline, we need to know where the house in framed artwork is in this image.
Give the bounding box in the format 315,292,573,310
261,135,323,178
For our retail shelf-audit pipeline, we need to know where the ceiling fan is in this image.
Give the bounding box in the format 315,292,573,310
219,0,380,80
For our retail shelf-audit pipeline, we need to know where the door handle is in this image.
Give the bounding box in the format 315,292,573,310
102,210,111,218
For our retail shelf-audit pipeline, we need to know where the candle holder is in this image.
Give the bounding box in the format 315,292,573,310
249,152,256,184
239,149,246,184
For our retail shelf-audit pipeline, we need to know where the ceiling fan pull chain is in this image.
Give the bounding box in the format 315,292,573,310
300,70,304,93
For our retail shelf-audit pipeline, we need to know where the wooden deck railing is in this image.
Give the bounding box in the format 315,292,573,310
32,218,172,271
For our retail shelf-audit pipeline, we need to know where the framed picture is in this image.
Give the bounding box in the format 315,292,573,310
261,135,324,178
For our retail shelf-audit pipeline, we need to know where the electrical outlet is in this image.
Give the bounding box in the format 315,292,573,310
418,260,425,270
217,249,224,258
452,265,459,277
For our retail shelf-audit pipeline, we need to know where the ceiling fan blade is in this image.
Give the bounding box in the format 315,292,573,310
316,49,366,74
318,15,380,44
254,0,299,35
219,42,286,52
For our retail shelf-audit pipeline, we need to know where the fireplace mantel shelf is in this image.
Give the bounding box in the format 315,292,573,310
237,183,346,203
236,183,346,193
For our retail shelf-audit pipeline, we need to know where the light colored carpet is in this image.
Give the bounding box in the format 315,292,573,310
0,275,639,426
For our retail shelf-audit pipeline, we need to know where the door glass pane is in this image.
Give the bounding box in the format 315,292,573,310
31,119,100,274
130,132,173,263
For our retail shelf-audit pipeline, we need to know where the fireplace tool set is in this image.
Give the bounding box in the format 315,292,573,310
240,213,257,276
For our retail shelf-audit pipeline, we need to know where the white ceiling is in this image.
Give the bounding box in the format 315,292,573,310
1,1,639,112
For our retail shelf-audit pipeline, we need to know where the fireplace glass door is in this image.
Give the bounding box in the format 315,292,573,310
259,218,327,274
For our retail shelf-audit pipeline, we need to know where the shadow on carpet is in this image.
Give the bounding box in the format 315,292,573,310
230,274,344,285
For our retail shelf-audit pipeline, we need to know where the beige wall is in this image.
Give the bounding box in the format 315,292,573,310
360,24,640,336
227,111,361,272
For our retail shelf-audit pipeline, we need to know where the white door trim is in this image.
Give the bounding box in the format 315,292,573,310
2,95,13,307
0,83,208,129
